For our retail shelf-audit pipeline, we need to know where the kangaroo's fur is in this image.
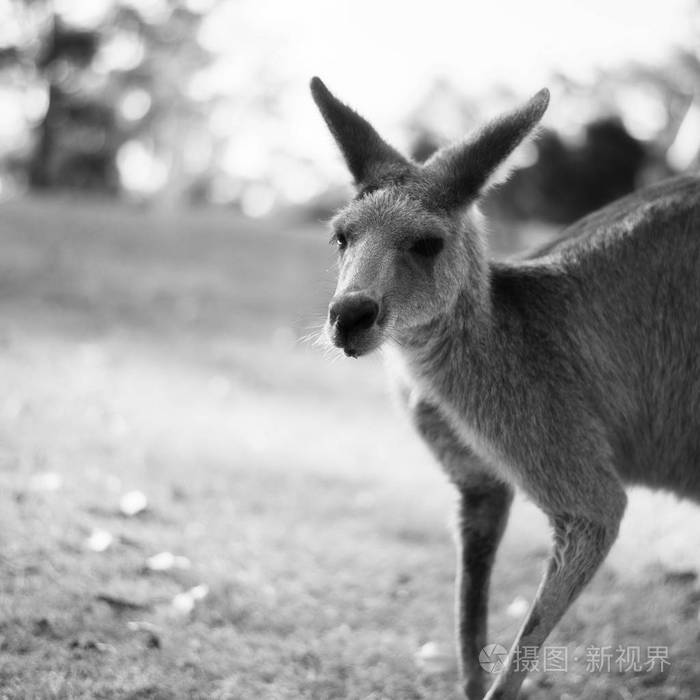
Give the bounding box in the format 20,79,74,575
310,76,700,700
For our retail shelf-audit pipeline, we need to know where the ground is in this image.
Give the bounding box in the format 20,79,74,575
0,197,698,700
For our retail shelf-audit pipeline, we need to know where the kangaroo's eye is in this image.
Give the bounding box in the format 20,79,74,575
409,236,444,258
331,231,348,251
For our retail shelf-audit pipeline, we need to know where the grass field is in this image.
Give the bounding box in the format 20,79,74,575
0,196,699,699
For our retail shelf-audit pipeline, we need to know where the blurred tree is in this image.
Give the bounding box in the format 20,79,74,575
490,118,648,224
29,18,115,190
407,55,700,227
0,0,217,202
108,3,218,207
0,1,697,214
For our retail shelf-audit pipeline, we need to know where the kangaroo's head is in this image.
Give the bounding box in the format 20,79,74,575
310,77,549,357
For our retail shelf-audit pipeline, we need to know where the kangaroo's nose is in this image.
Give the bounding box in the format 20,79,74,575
329,293,379,334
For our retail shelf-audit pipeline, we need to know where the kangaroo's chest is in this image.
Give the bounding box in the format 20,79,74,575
385,348,521,486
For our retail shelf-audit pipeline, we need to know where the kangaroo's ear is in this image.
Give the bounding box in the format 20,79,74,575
310,76,411,188
424,88,549,209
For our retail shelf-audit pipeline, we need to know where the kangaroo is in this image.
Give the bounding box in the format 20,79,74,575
310,76,700,700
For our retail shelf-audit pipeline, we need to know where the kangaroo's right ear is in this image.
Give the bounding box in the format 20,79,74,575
310,77,411,189
424,88,550,209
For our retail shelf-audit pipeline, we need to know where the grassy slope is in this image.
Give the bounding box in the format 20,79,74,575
0,197,698,700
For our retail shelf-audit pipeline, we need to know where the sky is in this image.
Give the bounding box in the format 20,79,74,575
200,0,697,112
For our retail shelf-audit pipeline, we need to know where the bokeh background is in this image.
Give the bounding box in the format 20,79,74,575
1,1,700,698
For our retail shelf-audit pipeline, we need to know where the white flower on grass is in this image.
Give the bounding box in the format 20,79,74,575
146,552,191,571
171,584,209,615
506,595,529,618
119,490,148,516
86,529,113,552
414,641,455,673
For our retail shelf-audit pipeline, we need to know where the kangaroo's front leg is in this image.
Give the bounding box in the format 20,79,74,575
484,492,626,700
456,480,514,698
412,400,513,699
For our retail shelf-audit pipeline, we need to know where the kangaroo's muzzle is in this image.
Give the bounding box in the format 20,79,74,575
328,292,380,357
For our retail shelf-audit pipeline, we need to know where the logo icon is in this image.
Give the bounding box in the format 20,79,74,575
479,644,508,673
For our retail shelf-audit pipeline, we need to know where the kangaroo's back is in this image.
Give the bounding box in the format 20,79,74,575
527,174,700,259
513,174,700,498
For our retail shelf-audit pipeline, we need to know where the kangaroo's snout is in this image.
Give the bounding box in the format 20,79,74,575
329,294,379,331
328,292,380,356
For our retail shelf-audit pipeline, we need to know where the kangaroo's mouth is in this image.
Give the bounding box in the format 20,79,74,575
325,292,388,358
326,318,386,358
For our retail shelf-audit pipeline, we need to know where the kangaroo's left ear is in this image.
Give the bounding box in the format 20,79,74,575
424,88,549,209
310,76,412,189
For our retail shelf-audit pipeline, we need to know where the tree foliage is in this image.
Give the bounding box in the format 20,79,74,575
0,0,216,201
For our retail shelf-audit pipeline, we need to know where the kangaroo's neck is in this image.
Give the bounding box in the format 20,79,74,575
393,267,524,429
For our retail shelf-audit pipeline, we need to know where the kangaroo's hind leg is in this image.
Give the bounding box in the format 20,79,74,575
484,464,626,700
412,399,514,699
